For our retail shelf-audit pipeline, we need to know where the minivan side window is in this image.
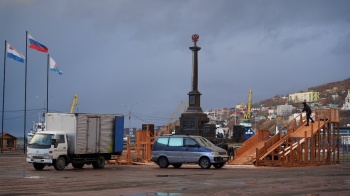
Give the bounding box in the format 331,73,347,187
156,138,169,146
184,137,198,147
168,138,183,147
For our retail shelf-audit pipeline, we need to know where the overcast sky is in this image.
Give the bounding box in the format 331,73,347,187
1,0,349,137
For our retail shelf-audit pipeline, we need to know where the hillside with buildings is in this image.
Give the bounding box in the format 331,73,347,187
258,78,350,132
258,77,350,108
208,77,350,137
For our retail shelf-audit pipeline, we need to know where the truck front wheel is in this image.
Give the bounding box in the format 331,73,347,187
33,163,45,170
92,156,105,169
54,156,66,171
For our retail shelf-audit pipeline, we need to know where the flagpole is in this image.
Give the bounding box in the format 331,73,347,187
46,54,49,113
24,31,28,153
1,40,7,154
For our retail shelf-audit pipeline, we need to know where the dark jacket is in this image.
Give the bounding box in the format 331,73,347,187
217,140,228,151
302,102,311,114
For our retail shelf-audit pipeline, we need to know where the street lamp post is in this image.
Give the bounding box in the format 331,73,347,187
128,103,137,137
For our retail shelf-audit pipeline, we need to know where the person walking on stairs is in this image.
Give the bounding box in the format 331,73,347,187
302,101,314,126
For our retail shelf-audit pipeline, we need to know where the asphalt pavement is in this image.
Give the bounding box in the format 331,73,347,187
0,153,349,196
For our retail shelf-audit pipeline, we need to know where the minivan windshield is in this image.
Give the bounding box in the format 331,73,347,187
194,137,215,147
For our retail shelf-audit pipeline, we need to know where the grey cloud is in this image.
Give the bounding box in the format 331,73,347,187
0,0,349,137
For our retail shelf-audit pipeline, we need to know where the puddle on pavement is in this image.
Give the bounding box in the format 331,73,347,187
122,192,182,196
24,176,41,179
156,175,186,177
156,173,212,177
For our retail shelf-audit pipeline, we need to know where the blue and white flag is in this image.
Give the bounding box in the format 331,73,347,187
7,43,25,63
49,56,62,75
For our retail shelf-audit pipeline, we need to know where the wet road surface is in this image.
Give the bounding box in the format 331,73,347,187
0,154,349,196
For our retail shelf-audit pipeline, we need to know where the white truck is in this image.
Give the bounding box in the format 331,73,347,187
26,113,124,171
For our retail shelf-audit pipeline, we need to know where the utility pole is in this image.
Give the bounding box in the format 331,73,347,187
234,108,236,125
128,103,137,137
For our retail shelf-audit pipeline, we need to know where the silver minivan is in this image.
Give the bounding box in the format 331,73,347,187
151,135,229,169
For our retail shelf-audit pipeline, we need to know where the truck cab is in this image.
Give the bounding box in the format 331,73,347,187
27,131,68,170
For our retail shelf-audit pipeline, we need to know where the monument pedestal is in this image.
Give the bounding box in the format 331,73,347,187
178,112,208,135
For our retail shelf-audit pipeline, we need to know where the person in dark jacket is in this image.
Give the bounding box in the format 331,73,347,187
218,139,228,151
302,101,314,126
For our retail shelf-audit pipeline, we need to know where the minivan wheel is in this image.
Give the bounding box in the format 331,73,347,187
157,157,169,168
213,163,224,169
172,163,182,168
199,157,211,169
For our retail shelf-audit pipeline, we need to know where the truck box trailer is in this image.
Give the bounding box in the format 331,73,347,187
26,113,124,171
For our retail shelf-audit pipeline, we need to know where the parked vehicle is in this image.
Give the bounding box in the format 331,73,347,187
26,113,124,171
151,135,228,169
27,121,45,143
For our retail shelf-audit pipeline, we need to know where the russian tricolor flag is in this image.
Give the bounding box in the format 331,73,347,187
28,34,48,53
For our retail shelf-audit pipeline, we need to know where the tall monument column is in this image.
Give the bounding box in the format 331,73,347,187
178,34,212,137
187,34,203,113
191,35,199,92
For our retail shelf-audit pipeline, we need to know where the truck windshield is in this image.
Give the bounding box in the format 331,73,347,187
28,133,53,148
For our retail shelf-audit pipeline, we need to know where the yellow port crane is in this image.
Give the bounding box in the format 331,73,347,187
69,93,78,113
243,88,252,122
164,101,188,134
157,101,188,136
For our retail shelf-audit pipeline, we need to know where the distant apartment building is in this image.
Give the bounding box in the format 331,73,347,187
342,90,350,110
277,104,293,116
289,92,319,103
251,105,261,112
332,93,339,100
235,102,246,110
268,113,276,120
268,108,276,115
260,105,269,112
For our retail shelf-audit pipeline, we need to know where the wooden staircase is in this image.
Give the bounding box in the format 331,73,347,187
228,108,340,167
227,130,269,165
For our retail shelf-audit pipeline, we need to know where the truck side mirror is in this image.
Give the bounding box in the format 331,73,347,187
51,139,56,145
